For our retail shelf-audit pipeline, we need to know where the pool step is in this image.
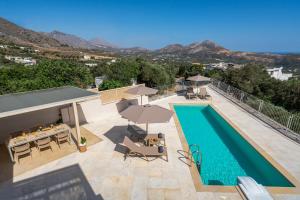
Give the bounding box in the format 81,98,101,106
188,144,202,173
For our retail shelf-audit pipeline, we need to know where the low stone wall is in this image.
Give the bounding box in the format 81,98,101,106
0,86,149,143
99,84,144,104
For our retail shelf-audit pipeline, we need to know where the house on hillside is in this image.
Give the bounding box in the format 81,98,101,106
267,67,292,81
82,54,115,61
5,56,36,66
0,45,8,49
85,63,97,67
205,62,243,71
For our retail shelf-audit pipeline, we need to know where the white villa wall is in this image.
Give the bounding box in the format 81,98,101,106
78,96,148,122
78,99,119,122
0,96,148,143
0,106,62,143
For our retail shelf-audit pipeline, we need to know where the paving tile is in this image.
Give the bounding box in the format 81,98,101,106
147,189,164,200
2,91,300,200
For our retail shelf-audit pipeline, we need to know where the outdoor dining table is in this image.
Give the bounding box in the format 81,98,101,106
5,124,72,162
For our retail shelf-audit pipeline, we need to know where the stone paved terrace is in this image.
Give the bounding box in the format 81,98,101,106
0,87,300,200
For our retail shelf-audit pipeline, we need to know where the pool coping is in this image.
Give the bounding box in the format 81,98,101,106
170,101,300,194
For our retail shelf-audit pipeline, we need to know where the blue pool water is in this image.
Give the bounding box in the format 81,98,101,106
174,105,294,186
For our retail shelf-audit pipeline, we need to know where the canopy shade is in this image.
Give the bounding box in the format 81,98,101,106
0,86,99,118
126,85,158,96
120,105,173,124
187,75,211,82
126,85,158,105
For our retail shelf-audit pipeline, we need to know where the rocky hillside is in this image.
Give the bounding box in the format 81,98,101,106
44,31,116,50
1,17,299,70
44,31,96,49
89,37,117,49
0,17,62,48
158,40,229,54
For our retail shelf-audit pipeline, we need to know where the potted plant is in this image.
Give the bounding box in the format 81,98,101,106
79,137,87,152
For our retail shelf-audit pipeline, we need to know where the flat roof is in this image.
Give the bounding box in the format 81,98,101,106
0,86,99,118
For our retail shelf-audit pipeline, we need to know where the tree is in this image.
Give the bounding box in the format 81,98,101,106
98,79,123,91
0,59,93,94
218,63,300,112
138,62,173,88
104,58,139,85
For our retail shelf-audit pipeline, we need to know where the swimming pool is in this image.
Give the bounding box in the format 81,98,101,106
174,104,294,187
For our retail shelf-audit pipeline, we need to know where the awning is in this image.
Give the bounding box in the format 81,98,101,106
0,86,99,118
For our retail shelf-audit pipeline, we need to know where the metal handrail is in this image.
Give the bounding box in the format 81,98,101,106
209,79,300,143
188,144,202,172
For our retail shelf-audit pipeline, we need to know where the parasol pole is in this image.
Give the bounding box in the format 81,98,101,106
146,122,148,134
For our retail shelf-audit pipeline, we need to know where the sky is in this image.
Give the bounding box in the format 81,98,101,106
0,0,300,52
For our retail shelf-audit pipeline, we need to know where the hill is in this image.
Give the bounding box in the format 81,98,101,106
44,31,116,50
0,17,62,48
1,17,300,72
43,31,95,49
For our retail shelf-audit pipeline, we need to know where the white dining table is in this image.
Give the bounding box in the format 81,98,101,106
5,124,72,162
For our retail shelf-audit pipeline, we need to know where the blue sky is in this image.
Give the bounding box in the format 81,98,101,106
0,0,299,52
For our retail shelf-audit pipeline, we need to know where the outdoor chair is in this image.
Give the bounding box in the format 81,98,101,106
198,87,209,99
35,137,52,153
186,87,197,99
122,136,168,161
12,142,32,163
54,131,70,148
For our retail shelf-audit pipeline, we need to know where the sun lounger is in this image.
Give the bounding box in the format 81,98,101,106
198,87,208,99
122,136,168,161
237,176,273,200
127,125,166,146
186,87,197,99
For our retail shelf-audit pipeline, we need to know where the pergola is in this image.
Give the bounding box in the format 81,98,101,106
0,86,99,146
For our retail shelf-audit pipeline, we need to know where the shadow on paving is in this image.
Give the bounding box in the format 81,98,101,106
0,164,103,200
103,125,131,155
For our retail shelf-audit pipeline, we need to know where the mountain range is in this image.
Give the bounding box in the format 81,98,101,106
0,17,300,70
0,17,230,53
0,17,115,50
43,31,117,50
0,17,62,48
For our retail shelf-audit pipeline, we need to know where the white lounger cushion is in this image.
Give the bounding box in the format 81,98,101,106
237,176,273,200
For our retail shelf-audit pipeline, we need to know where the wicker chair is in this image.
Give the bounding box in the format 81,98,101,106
12,143,31,163
35,137,52,153
54,131,70,148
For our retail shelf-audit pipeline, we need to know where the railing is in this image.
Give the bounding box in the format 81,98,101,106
209,79,300,143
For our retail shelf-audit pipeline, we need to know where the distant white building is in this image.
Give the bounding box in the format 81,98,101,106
83,54,115,61
267,67,292,81
85,63,98,67
22,57,37,66
205,62,243,71
5,55,36,66
83,55,91,60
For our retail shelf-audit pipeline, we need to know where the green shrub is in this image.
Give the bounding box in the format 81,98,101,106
98,79,124,91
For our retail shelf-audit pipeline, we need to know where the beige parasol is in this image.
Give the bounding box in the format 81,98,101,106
120,104,173,133
126,85,158,105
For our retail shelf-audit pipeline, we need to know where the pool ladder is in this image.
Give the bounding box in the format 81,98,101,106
188,144,202,173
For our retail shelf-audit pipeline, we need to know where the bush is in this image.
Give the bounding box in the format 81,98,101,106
0,59,93,94
98,79,124,91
